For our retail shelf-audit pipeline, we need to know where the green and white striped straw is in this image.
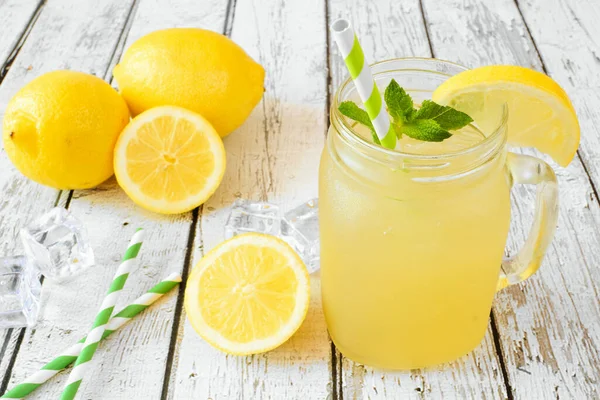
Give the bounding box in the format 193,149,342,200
331,18,397,149
1,272,181,400
60,228,145,400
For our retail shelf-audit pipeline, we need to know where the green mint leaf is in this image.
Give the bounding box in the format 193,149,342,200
338,101,380,144
384,79,414,122
400,119,452,142
371,131,381,145
391,124,402,139
338,101,375,131
413,100,473,130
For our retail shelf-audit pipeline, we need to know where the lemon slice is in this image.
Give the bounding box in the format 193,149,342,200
114,106,226,214
432,65,580,166
184,233,310,355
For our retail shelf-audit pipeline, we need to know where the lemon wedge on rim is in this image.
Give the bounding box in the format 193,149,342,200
184,233,310,355
432,65,580,166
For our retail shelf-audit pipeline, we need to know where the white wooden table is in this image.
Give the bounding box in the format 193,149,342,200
0,0,599,398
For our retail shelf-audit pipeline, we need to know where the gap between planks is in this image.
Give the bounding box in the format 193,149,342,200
0,176,67,394
160,0,238,397
327,1,509,398
160,207,199,399
512,0,600,206
421,0,600,397
0,0,46,83
323,1,342,400
418,1,515,396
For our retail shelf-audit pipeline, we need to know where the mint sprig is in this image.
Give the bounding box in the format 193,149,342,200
338,79,473,143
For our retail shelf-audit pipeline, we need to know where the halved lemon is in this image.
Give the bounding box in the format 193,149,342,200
432,65,580,166
114,106,226,214
184,233,310,355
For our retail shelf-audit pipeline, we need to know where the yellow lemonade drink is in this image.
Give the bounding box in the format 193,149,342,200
319,59,512,369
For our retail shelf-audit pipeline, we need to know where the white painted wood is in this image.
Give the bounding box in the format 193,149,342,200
109,1,230,398
21,191,192,400
422,0,600,398
0,0,136,263
0,0,598,398
2,0,233,398
339,333,505,399
0,0,45,378
171,0,331,398
0,0,41,72
516,0,600,192
0,0,138,397
328,0,432,89
328,1,508,398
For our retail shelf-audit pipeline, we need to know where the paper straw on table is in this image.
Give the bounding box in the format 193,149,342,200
59,228,145,400
330,18,397,149
0,272,181,400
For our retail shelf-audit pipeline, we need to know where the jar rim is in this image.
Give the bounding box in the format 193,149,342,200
330,57,508,163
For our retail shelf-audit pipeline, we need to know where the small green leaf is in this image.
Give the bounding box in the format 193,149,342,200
371,131,381,145
391,123,402,139
339,101,374,131
384,79,414,122
413,100,473,130
400,119,452,142
338,101,380,144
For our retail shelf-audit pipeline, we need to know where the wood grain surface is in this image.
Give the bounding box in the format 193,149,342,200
422,0,600,398
172,0,331,398
328,0,508,398
0,0,598,399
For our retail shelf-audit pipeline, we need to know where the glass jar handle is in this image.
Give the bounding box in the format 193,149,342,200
497,152,559,290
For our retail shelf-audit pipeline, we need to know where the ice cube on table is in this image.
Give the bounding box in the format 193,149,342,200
225,199,281,238
0,256,41,328
281,198,320,273
223,198,321,274
20,207,95,283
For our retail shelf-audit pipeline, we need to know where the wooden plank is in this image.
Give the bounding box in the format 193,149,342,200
516,0,600,192
112,2,230,398
0,0,44,386
0,0,137,397
170,0,331,398
0,0,134,386
0,0,137,258
422,0,600,398
328,0,432,89
327,1,508,399
2,0,233,398
0,0,42,74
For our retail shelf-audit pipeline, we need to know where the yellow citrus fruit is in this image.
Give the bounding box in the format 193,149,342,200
113,28,265,137
184,233,310,355
2,70,130,189
113,106,226,214
432,65,580,167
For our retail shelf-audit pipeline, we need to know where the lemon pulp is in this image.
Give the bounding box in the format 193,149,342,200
114,106,226,214
184,233,310,355
433,65,580,166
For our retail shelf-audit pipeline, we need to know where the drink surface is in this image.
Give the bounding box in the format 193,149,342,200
319,116,511,368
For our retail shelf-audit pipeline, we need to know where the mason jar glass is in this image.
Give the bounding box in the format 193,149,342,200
319,58,558,369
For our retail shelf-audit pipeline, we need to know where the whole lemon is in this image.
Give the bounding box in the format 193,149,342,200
2,70,130,189
113,28,265,137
